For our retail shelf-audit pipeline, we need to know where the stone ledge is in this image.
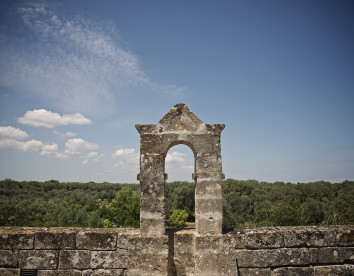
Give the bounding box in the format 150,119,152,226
225,225,354,249
35,229,78,250
0,228,36,249
76,229,117,250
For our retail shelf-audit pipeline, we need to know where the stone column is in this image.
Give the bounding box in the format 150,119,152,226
194,152,224,235
138,153,166,235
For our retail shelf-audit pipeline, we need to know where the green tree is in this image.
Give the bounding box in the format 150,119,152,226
103,187,140,227
168,209,188,228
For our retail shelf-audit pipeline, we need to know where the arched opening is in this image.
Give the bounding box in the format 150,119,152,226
165,144,195,228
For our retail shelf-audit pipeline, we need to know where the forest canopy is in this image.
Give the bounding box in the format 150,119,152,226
0,179,353,228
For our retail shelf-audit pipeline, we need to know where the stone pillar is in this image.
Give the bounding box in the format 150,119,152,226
194,173,224,235
194,144,224,234
138,153,166,235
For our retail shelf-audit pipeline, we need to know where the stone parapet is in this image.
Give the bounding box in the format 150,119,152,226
0,226,353,275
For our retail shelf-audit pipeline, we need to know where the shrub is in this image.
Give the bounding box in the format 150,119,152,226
168,209,188,228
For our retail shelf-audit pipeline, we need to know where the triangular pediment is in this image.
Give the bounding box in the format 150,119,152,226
157,103,206,132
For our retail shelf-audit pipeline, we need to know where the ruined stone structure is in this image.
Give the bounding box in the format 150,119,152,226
0,104,353,275
136,103,225,235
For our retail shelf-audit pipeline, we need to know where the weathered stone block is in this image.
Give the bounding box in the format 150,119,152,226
284,226,337,247
238,268,271,276
37,269,82,276
174,230,195,276
234,248,310,268
117,232,133,250
35,228,77,249
223,229,246,249
82,269,124,276
174,230,195,255
336,227,354,246
91,249,128,269
243,227,284,249
306,226,337,247
0,268,20,276
140,216,165,236
0,250,18,267
128,255,168,276
195,234,223,251
174,256,195,276
195,153,222,172
309,247,353,264
59,250,90,269
76,229,117,250
271,267,314,275
128,234,168,255
19,250,58,269
195,209,223,235
128,234,168,276
0,228,35,249
284,227,310,247
195,252,237,276
314,265,353,276
195,180,222,197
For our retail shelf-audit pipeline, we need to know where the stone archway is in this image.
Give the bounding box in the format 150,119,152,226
136,103,225,235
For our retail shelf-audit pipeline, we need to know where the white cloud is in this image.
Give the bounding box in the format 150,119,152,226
0,126,29,140
62,131,77,137
40,143,69,160
18,109,91,128
166,151,194,170
0,1,186,114
53,130,77,137
83,151,104,165
166,151,186,163
65,138,99,155
87,151,99,158
0,139,43,152
112,148,139,163
0,125,98,162
0,125,43,152
114,160,126,167
112,148,139,170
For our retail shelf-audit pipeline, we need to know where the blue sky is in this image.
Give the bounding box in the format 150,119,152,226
0,0,353,183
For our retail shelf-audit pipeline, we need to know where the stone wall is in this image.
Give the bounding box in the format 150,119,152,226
0,228,135,276
1,225,353,275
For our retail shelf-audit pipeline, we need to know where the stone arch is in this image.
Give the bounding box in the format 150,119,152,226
166,140,197,157
136,103,225,235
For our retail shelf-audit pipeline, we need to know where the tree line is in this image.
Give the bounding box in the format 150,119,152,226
0,178,353,228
